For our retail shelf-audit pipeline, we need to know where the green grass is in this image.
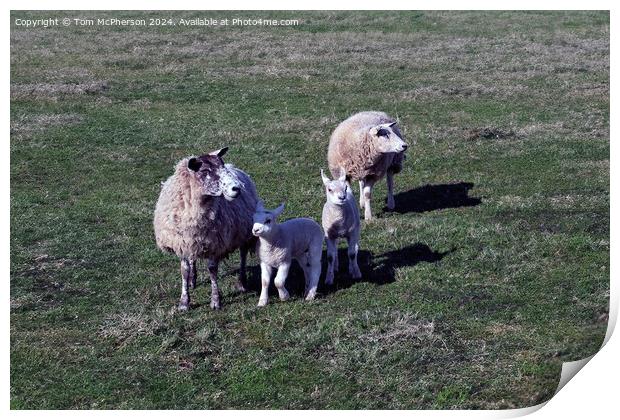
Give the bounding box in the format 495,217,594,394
10,10,609,409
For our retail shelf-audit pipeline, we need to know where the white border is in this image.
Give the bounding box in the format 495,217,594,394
4,2,616,418
2,1,618,11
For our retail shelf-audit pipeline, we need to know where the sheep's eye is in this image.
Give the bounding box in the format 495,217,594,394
328,188,333,193
265,219,271,224
377,128,389,137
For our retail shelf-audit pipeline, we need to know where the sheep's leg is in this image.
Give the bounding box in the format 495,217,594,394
386,171,396,210
298,254,312,292
347,232,362,280
359,180,365,209
235,245,249,293
257,262,273,307
178,258,191,311
362,178,376,220
305,260,321,301
333,243,339,274
273,262,291,302
207,259,221,310
325,237,338,286
188,259,197,289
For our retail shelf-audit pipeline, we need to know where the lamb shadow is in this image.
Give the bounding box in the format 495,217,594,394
237,259,311,299
237,243,452,299
322,243,453,294
387,182,481,214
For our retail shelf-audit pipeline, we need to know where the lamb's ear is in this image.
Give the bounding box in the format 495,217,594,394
256,199,265,212
338,167,347,182
188,157,202,172
388,121,397,128
273,202,285,217
209,147,229,157
320,169,331,187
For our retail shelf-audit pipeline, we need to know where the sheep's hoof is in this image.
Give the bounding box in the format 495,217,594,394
278,291,290,301
234,282,247,293
177,303,189,312
257,300,268,307
386,200,395,210
210,300,221,310
350,266,362,279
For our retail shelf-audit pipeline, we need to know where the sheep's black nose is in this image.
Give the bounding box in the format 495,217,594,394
401,144,408,151
231,186,240,192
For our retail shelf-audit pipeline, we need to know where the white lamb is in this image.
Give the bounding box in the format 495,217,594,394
321,169,362,285
252,201,323,307
327,111,409,220
153,147,258,311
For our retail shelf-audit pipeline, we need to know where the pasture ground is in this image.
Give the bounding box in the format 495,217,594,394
10,11,609,409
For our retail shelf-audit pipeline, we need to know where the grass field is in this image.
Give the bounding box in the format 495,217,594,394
10,11,609,409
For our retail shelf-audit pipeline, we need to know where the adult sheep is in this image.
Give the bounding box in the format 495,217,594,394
153,147,258,311
327,111,408,220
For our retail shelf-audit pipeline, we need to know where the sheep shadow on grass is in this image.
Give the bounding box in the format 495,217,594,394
238,243,451,299
385,182,482,214
236,258,322,300
228,243,452,301
322,243,453,294
227,259,309,300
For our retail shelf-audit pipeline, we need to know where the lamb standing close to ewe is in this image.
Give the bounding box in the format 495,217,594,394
327,111,408,220
252,201,324,307
321,168,362,285
153,147,258,311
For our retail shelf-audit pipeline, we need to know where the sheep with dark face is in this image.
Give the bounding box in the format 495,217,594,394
153,147,258,311
327,111,409,220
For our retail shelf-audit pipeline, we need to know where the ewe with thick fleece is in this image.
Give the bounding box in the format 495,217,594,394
321,169,362,285
327,111,408,220
153,147,258,311
252,201,323,306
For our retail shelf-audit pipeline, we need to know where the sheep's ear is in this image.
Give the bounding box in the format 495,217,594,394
256,199,264,212
388,121,397,128
338,167,347,182
273,203,285,217
370,125,388,137
188,157,202,172
321,169,331,187
209,147,229,157
372,125,390,137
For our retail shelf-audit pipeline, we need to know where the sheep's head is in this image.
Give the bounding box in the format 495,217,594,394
369,121,408,154
187,147,242,201
252,200,285,238
321,168,349,206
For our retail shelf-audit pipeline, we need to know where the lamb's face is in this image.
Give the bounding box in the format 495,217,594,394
252,202,285,238
370,122,408,154
321,169,349,206
187,147,242,201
